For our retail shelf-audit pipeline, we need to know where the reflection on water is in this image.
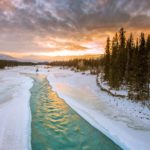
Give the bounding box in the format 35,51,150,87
30,74,121,150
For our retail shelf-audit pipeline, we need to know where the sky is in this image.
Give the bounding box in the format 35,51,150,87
0,0,150,59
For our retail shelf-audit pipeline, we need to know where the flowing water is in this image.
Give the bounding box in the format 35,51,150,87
30,74,121,150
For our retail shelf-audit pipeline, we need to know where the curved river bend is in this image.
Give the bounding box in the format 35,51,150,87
30,74,121,150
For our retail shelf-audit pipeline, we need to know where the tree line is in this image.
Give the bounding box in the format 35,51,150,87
50,58,103,73
0,60,45,69
49,28,149,101
103,28,149,100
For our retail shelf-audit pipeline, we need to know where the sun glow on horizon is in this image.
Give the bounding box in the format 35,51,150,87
1,48,104,60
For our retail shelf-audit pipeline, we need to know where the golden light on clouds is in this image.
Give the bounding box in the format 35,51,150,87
32,49,101,57
0,0,149,61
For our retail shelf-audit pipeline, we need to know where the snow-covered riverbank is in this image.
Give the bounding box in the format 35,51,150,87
0,66,150,150
46,67,150,150
0,68,33,150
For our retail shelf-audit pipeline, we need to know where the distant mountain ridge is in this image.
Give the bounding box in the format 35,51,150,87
0,54,17,61
0,54,34,62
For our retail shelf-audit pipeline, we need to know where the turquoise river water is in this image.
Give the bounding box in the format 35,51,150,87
30,74,122,150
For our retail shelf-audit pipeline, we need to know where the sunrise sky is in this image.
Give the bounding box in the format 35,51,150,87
0,0,150,59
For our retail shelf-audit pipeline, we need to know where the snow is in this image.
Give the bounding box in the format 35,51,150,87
0,68,33,150
0,65,150,150
97,75,128,97
46,67,150,150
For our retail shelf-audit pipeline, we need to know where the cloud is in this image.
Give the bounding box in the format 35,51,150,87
0,0,149,56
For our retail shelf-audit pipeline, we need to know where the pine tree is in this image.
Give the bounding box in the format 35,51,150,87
102,29,149,100
118,28,127,84
110,33,120,88
146,35,150,99
125,33,135,82
137,33,149,100
104,37,111,81
129,38,139,99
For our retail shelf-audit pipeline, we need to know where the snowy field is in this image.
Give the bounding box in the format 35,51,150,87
0,66,150,150
47,67,150,150
0,68,33,150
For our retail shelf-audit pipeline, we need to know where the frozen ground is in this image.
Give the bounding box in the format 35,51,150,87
0,66,150,150
97,75,128,97
0,68,33,150
47,67,150,150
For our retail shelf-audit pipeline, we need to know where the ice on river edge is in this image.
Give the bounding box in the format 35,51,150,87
0,66,150,150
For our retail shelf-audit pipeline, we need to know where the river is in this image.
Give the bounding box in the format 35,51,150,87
30,74,121,150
